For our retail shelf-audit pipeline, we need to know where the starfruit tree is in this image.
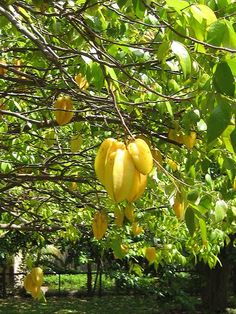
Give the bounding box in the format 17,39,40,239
0,0,236,308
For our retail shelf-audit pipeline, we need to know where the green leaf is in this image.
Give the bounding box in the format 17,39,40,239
230,128,236,153
213,62,235,97
207,20,236,49
226,56,236,76
1,162,12,172
199,218,207,243
185,207,195,236
118,0,129,9
190,4,217,27
156,41,170,61
207,101,231,143
171,41,192,78
166,0,189,13
221,125,235,153
207,20,226,46
215,200,228,222
132,0,146,19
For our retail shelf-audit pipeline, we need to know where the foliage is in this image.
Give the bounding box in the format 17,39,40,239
0,0,236,276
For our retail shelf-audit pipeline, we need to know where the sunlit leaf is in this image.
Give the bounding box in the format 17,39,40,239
171,41,192,78
215,200,228,222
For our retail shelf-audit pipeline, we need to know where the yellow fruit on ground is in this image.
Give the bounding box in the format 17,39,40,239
0,59,7,76
31,285,41,299
182,131,197,149
145,247,156,263
31,267,44,287
112,148,137,202
23,273,34,292
132,222,143,236
54,95,74,126
127,138,153,175
92,211,108,240
75,73,89,90
114,208,124,227
70,134,82,153
126,171,147,202
173,192,185,220
124,203,135,222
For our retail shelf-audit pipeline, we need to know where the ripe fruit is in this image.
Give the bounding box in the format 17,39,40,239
23,268,44,299
124,203,135,222
31,267,44,287
120,244,129,254
30,285,41,299
126,172,147,202
75,73,89,90
132,222,143,236
168,129,183,144
127,138,153,175
173,192,185,220
92,211,108,240
70,134,82,153
70,182,78,191
112,148,136,202
54,95,74,126
94,138,118,186
24,273,34,292
182,131,197,149
145,247,156,263
94,137,152,202
167,158,179,171
0,59,7,76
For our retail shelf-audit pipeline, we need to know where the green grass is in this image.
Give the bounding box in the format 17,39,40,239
44,274,115,292
0,296,161,314
1,295,236,313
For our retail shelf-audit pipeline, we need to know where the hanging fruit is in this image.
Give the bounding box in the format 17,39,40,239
173,191,185,220
94,137,152,203
92,211,108,240
75,73,89,90
145,247,156,263
54,95,74,126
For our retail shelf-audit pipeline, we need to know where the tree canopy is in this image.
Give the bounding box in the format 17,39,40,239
0,0,236,268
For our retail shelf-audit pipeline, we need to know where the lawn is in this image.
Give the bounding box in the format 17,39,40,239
1,295,236,313
0,296,161,314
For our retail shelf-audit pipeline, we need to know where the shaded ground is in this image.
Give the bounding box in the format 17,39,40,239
0,296,164,314
1,295,236,314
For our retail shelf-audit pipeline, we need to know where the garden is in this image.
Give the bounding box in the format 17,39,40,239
0,0,236,313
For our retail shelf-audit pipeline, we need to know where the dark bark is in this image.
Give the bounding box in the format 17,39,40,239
86,262,93,296
198,246,232,313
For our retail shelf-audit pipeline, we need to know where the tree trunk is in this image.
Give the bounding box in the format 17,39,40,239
198,248,231,313
87,262,93,296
